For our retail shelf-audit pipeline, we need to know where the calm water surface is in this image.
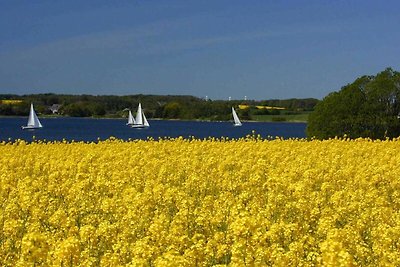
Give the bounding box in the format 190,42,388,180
0,117,307,142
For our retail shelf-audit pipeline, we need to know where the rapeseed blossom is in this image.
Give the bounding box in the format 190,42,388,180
1,137,400,266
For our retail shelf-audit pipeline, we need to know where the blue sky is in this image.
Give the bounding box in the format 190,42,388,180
0,0,399,100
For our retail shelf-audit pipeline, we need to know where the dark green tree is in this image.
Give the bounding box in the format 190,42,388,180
62,102,92,117
163,102,182,119
307,68,400,139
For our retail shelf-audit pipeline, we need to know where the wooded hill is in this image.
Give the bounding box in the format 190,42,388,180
0,94,318,121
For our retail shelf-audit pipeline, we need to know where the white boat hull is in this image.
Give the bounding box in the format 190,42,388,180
21,125,42,130
130,124,149,129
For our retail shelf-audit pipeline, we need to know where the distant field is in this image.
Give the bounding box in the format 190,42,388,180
252,112,310,122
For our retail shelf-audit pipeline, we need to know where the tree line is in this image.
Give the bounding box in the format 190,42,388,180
0,94,318,121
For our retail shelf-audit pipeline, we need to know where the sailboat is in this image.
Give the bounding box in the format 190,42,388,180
22,103,43,130
126,110,135,126
131,103,150,128
232,107,242,127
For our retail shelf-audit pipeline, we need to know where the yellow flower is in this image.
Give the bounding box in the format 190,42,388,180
1,137,400,265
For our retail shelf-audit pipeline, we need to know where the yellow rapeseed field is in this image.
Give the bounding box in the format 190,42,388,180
1,137,400,266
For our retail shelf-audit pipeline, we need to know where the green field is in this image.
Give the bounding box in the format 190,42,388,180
251,111,310,122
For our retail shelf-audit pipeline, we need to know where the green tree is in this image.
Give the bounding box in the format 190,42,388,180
163,102,182,119
62,102,92,117
307,68,400,139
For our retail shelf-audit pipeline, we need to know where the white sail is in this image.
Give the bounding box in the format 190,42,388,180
131,103,150,128
232,107,242,126
143,112,149,127
126,110,135,125
135,103,143,125
22,103,43,129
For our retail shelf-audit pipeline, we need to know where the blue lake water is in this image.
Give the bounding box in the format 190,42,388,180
0,117,307,142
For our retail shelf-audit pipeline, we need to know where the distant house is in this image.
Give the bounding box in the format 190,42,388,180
49,104,62,114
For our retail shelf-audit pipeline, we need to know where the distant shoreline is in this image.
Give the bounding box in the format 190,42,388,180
0,115,308,123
